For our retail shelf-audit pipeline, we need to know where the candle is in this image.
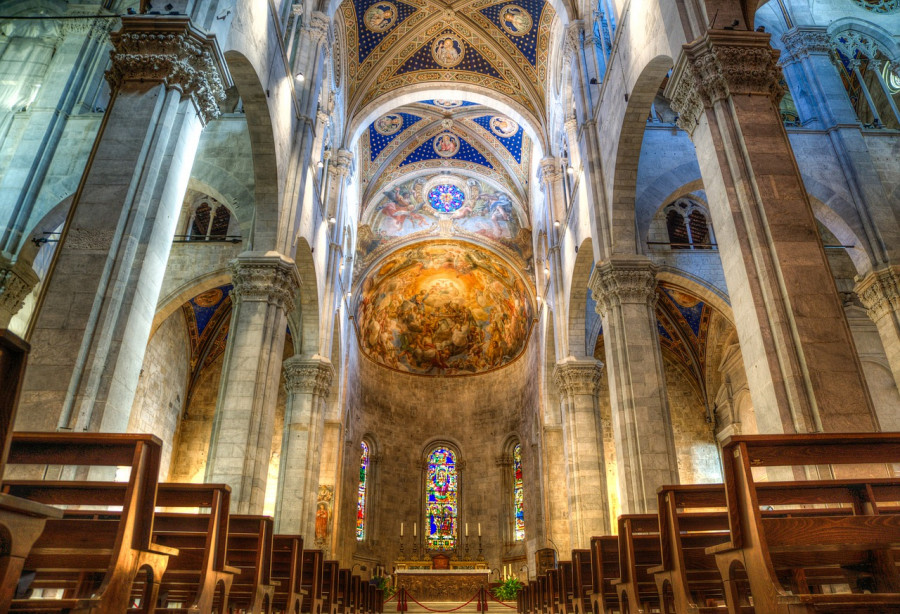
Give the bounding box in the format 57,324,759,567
478,523,481,536
401,522,404,537
414,522,417,537
465,523,469,537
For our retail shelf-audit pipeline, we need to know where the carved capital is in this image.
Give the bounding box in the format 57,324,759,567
780,27,832,65
307,12,331,45
0,258,40,325
283,355,335,397
538,157,561,187
553,359,603,397
666,31,783,135
230,254,302,313
855,266,900,323
105,16,231,125
329,148,354,179
563,21,583,65
589,257,657,317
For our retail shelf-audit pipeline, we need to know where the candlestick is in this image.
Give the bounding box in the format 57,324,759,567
478,523,481,536
477,534,483,560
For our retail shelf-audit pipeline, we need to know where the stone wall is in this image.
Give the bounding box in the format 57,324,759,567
129,309,191,478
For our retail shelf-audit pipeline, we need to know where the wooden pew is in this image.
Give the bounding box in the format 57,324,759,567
272,535,305,614
322,560,340,614
2,433,176,613
336,568,351,614
709,433,900,613
556,561,574,614
350,574,361,614
570,549,592,614
302,550,324,614
586,538,620,614
612,515,662,614
0,332,63,611
545,568,560,614
223,515,276,613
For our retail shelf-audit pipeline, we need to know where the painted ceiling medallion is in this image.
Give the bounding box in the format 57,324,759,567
432,34,465,68
427,184,466,213
490,116,519,138
433,99,463,108
433,132,460,158
499,5,533,36
193,288,224,307
374,113,403,135
363,2,399,32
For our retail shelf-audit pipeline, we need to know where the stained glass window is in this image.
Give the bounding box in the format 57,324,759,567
426,447,458,550
513,444,525,541
427,184,465,213
356,442,369,541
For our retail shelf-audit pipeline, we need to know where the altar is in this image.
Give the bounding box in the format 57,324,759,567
395,569,491,602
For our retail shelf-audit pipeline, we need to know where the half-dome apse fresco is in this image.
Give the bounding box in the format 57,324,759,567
356,241,534,376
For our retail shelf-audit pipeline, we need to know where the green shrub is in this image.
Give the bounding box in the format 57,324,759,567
492,577,524,601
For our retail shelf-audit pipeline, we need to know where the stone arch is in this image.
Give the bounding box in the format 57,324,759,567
610,55,674,255
828,17,900,62
801,186,875,276
567,238,595,358
288,237,321,357
187,164,255,244
151,271,233,337
223,51,280,252
636,173,705,248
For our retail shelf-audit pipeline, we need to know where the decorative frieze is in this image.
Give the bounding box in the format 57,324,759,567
283,356,335,397
105,16,231,125
230,255,302,314
553,359,603,397
666,31,783,135
589,258,658,317
855,266,900,323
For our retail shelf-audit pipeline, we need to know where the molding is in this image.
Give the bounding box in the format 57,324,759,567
105,16,232,125
780,27,832,65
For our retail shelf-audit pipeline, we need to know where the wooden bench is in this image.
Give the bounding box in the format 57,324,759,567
272,535,305,614
0,333,63,612
556,560,574,614
570,549,592,614
2,433,177,612
709,433,900,613
322,560,340,614
612,514,662,613
302,550,324,614
587,537,620,614
223,515,276,613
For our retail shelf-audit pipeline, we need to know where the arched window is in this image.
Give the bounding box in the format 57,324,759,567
664,199,713,250
426,446,458,550
356,441,370,541
187,199,233,241
191,202,211,238
512,443,525,541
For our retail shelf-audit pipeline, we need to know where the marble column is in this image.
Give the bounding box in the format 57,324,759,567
666,30,878,434
274,355,334,536
16,16,229,435
553,357,611,544
589,256,678,514
780,27,900,265
856,266,900,396
206,253,301,514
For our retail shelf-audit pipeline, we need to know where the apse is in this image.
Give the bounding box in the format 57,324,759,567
355,240,534,375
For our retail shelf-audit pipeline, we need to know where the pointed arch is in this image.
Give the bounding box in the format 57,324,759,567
567,238,595,358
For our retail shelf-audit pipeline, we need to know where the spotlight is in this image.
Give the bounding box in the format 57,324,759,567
566,166,575,175
296,72,305,82
544,267,550,276
328,216,336,224
317,160,324,168
553,221,560,228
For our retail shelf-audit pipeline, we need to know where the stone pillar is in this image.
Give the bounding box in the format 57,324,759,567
16,16,229,434
322,149,353,354
589,257,678,514
666,30,878,434
274,355,333,535
553,358,611,544
205,253,301,514
538,158,566,225
856,266,900,396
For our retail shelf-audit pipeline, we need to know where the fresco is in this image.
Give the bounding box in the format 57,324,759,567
357,175,532,266
356,241,534,375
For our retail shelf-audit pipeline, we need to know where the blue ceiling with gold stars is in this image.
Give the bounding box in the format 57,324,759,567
471,115,524,163
399,132,494,168
395,30,503,78
420,100,479,108
478,0,547,67
354,0,419,64
367,112,424,161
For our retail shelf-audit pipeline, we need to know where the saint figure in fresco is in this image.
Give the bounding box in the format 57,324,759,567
434,37,461,66
315,502,329,542
365,3,396,32
500,6,531,34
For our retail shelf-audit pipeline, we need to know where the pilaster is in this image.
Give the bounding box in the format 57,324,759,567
665,30,879,435
589,256,677,514
552,357,610,544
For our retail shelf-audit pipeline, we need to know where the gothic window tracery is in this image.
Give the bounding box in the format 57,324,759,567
664,200,713,250
426,446,458,550
187,199,233,241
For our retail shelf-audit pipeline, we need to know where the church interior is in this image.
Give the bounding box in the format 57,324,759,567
2,0,900,611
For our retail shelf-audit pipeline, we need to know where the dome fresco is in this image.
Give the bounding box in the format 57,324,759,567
356,241,534,375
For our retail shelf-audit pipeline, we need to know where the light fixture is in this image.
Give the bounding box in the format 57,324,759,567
537,296,542,302
328,216,336,224
317,160,324,168
296,72,305,82
566,166,575,175
553,221,560,228
347,292,352,298
544,266,550,276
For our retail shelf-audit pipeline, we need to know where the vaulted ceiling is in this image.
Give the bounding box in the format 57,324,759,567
338,0,555,125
